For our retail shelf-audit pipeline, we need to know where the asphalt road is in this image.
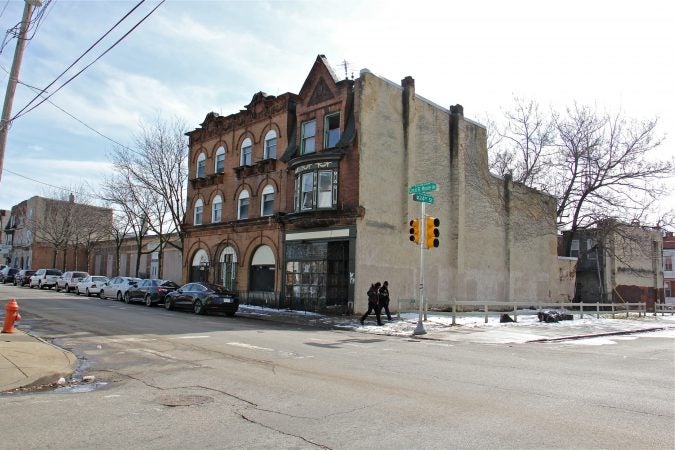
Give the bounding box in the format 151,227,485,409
1,285,673,449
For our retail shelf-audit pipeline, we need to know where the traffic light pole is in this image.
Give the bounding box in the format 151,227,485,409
413,201,427,335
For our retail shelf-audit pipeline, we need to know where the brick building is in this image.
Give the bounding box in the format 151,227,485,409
663,231,675,304
184,55,563,315
3,195,112,272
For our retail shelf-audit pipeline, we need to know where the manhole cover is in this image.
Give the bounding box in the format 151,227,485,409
155,394,214,407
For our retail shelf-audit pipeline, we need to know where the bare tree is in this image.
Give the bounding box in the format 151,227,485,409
26,197,71,268
489,97,556,188
108,115,188,254
109,209,133,277
488,100,673,253
99,173,152,278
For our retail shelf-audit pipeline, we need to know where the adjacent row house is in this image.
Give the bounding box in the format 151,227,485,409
563,221,664,309
3,195,112,272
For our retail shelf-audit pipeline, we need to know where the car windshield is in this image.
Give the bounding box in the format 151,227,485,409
202,282,234,295
74,272,88,278
46,270,62,276
161,281,179,288
92,277,107,282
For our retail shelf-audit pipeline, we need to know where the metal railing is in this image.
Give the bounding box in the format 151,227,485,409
654,303,675,316
396,299,647,324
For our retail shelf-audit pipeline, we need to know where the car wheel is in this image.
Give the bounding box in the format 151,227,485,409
64,284,69,293
86,289,91,297
165,299,174,311
39,281,44,289
193,300,205,315
145,295,153,307
124,292,131,304
117,291,123,302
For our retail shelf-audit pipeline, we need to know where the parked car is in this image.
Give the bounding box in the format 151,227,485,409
99,276,142,301
124,278,179,306
14,269,35,287
75,276,109,297
56,271,90,293
29,269,63,289
0,267,19,284
164,282,239,316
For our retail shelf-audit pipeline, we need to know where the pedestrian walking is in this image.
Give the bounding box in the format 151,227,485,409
379,281,392,321
360,282,383,326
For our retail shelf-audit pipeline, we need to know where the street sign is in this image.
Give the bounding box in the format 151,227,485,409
408,182,437,195
413,193,434,204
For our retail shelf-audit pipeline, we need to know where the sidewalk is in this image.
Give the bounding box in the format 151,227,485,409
2,306,674,393
0,328,77,393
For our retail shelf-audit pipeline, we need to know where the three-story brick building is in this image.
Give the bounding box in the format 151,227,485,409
184,55,564,315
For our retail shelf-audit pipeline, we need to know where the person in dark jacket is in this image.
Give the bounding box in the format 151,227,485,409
360,282,382,326
379,281,392,321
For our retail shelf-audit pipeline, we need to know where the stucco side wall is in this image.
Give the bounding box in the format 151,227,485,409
354,71,560,312
453,117,559,303
354,72,417,311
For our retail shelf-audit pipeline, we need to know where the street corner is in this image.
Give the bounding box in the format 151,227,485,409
0,327,78,393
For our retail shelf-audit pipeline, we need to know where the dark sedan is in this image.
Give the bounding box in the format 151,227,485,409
164,282,239,316
125,279,179,306
14,269,35,287
0,267,19,284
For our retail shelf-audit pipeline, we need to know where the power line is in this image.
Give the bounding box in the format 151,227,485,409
0,62,136,154
2,167,99,200
11,0,150,121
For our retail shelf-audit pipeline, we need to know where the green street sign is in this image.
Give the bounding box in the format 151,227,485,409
413,193,434,204
408,182,437,195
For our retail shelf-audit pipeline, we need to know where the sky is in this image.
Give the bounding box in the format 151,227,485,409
0,0,673,217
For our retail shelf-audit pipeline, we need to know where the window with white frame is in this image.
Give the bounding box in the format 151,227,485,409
194,199,204,225
219,247,237,291
264,130,277,160
664,256,673,272
261,185,275,216
238,190,250,220
294,162,338,212
301,120,316,155
197,153,206,178
324,112,340,148
240,138,252,166
215,146,225,173
570,239,579,258
212,195,223,223
665,280,672,298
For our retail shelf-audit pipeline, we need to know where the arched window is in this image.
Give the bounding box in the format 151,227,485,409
240,138,252,166
237,190,249,220
212,195,223,223
260,185,275,217
264,130,277,160
249,245,275,292
219,246,237,290
214,146,226,173
190,249,210,282
194,198,204,225
197,153,206,178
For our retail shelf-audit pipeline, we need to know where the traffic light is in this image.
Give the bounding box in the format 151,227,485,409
425,216,440,249
409,218,420,244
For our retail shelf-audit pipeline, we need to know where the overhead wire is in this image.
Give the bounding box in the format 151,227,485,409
11,0,150,121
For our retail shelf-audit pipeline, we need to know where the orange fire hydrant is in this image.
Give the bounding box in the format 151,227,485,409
2,299,21,333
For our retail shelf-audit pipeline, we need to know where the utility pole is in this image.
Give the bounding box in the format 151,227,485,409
0,0,42,182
